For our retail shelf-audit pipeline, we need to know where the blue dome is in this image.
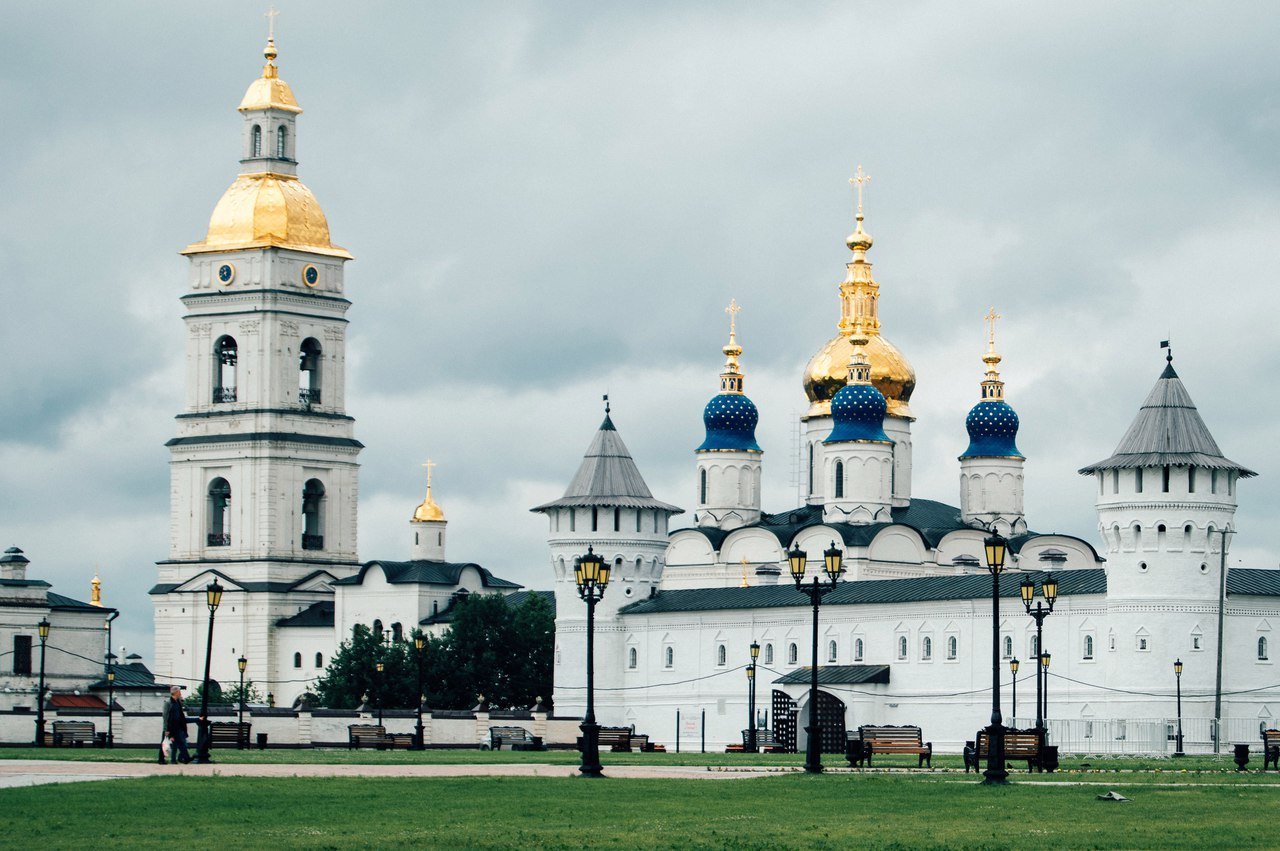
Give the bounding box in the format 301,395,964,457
825,383,890,444
961,400,1023,458
697,393,762,452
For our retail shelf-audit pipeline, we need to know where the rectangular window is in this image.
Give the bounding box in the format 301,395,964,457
1192,635,1202,651
1188,467,1196,494
1112,470,1119,494
13,635,32,675
1162,466,1171,492
591,508,598,532
1137,636,1149,651
1135,468,1143,493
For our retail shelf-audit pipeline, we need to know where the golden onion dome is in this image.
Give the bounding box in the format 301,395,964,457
804,332,915,419
182,172,352,258
238,38,302,114
412,487,446,523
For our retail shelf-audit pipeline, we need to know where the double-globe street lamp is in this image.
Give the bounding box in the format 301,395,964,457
787,541,845,775
574,546,610,778
196,580,224,764
414,634,427,750
35,617,50,747
982,534,1009,785
1019,572,1057,737
746,641,760,753
1174,658,1185,757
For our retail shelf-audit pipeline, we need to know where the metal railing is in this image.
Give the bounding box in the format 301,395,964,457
206,533,231,547
301,534,324,551
1045,717,1276,755
213,387,237,403
298,388,321,407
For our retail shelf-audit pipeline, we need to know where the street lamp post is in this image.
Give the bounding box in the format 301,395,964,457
1019,573,1057,735
35,618,50,747
1214,528,1233,754
746,640,760,753
982,535,1010,785
414,635,426,750
1040,652,1052,728
237,656,247,730
195,581,223,764
574,546,610,778
375,661,385,727
106,668,115,748
788,541,845,775
1174,658,1185,757
1010,658,1020,726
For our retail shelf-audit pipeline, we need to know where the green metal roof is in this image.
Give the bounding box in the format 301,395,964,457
276,601,335,628
619,569,1107,616
419,590,555,626
1226,568,1280,596
773,664,891,686
334,560,521,589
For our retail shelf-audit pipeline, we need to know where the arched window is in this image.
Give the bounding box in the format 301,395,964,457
302,479,325,549
665,646,674,668
1261,637,1270,661
834,461,845,498
828,640,837,663
921,637,932,660
372,620,383,641
315,652,323,668
276,125,287,158
251,124,262,157
897,636,908,660
392,623,403,643
207,478,232,546
299,338,321,406
947,636,958,660
1030,635,1040,657
717,645,726,666
293,652,302,669
699,469,707,505
628,647,637,669
1002,636,1013,659
764,643,774,665
808,444,814,495
854,638,864,661
214,336,238,402
788,643,798,664
1083,634,1094,659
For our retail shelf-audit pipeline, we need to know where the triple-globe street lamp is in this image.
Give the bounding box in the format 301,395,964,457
574,546,610,777
787,541,845,775
1019,573,1057,737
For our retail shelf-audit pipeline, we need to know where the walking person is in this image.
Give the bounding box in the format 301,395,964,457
160,685,191,764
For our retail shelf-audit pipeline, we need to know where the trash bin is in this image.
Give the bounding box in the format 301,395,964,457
1040,745,1060,773
257,732,268,750
1234,743,1250,770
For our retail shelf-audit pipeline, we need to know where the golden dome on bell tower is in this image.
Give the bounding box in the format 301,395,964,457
802,168,915,419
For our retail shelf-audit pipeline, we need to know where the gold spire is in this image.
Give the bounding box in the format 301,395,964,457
719,299,745,394
981,307,1005,401
238,14,302,114
739,557,750,588
90,573,102,607
803,168,916,419
412,459,446,523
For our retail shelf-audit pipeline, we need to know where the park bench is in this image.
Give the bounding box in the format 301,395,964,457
490,726,544,751
1262,729,1279,770
349,724,388,749
208,721,251,749
735,729,785,754
51,720,96,747
577,726,633,752
964,729,1044,773
855,725,933,768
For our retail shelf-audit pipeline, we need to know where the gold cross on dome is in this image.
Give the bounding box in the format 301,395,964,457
265,5,280,40
850,165,871,215
985,307,1001,350
725,298,741,336
421,458,436,488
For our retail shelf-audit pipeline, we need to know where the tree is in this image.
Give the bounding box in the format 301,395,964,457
314,624,421,710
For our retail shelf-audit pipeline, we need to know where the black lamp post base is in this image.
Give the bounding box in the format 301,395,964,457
803,725,824,774
982,724,1009,785
579,720,604,777
413,723,426,751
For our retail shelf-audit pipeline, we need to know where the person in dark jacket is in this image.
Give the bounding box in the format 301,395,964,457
160,686,191,764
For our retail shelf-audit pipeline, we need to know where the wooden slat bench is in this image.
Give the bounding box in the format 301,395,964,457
856,725,933,768
577,726,633,752
964,729,1043,772
736,729,785,754
349,724,388,749
490,726,544,751
51,720,96,747
1263,729,1279,770
208,721,251,749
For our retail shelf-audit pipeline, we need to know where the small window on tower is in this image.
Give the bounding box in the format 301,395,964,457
302,479,325,550
299,338,322,406
834,461,845,499
1162,466,1171,492
591,508,598,532
1135,468,1143,493
1188,467,1197,493
251,124,262,157
208,478,232,547
276,126,287,158
213,336,238,403
614,508,621,532
700,469,707,505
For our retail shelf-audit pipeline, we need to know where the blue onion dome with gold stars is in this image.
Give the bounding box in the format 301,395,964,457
825,334,891,444
961,311,1023,458
697,300,763,453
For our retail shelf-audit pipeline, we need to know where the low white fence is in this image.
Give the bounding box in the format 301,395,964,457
1044,716,1274,756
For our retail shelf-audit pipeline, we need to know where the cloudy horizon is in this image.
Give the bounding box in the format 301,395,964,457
3,2,1279,659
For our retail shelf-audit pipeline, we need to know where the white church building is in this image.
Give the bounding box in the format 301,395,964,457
151,37,1279,753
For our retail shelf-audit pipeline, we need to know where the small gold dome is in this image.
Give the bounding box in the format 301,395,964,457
182,173,352,258
238,38,301,114
803,332,916,419
412,488,446,523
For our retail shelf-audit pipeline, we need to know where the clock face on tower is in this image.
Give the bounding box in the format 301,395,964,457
217,263,236,285
302,265,319,288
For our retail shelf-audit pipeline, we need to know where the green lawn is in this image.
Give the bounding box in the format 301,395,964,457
1,774,1277,849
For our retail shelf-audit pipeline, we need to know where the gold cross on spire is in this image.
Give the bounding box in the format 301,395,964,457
850,164,871,216
422,458,437,489
985,307,1001,352
265,5,280,40
725,298,741,337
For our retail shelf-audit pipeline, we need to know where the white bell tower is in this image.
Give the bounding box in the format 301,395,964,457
153,35,361,699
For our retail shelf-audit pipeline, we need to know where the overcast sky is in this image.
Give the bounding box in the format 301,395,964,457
3,2,1279,659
